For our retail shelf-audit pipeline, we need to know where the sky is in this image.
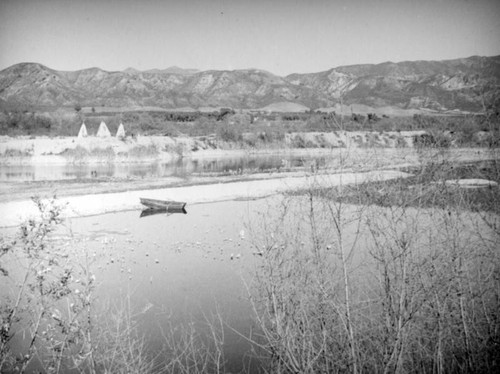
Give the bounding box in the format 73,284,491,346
0,0,499,76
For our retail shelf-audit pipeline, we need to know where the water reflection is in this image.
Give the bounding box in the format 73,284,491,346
1,198,267,373
0,154,328,182
69,199,265,373
140,207,188,217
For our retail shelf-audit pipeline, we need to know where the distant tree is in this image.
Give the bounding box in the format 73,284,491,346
367,113,379,122
217,108,235,121
351,113,365,123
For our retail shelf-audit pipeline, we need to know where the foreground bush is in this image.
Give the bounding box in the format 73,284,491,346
0,199,230,374
247,157,500,373
2,154,498,373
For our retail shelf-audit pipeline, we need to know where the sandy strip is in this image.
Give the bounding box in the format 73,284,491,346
0,170,411,228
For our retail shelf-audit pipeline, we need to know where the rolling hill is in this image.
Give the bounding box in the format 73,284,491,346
0,55,499,113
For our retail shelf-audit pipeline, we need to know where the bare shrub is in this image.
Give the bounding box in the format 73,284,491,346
90,146,115,161
128,143,160,158
0,198,242,374
157,312,226,374
291,134,306,148
246,146,500,373
91,301,155,373
0,197,98,373
216,122,243,143
59,145,90,163
163,142,185,158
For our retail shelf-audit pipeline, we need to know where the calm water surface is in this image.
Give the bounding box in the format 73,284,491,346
0,154,330,182
4,187,493,372
26,198,273,372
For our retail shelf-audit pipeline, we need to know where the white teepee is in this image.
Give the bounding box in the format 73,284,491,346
77,123,88,138
116,123,126,138
96,121,111,137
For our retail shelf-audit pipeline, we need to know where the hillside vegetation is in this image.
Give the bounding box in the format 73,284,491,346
1,55,499,113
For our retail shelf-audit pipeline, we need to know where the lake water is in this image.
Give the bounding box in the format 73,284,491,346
2,197,276,373
1,148,496,183
2,185,498,373
0,154,330,182
2,192,383,373
2,151,497,372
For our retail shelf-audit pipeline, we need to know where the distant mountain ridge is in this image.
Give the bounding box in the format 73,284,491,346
0,55,499,113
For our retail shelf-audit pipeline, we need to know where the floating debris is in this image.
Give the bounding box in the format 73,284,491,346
51,309,62,321
141,302,154,314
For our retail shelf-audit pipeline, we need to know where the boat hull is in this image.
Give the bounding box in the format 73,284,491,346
140,198,187,213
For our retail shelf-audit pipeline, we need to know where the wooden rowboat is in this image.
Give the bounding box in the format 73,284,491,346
140,198,187,213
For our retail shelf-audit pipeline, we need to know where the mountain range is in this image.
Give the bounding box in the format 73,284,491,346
0,55,499,113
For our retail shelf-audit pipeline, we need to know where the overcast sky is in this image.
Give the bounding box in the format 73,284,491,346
0,0,499,76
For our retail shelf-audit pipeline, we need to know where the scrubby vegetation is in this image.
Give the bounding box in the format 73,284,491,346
2,151,498,373
59,145,115,163
247,154,500,373
339,159,500,213
1,107,499,149
1,107,499,373
0,147,33,158
127,144,160,158
0,198,229,374
0,110,82,136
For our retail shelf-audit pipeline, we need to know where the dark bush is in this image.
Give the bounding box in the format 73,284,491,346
291,134,306,148
217,122,242,142
413,132,451,148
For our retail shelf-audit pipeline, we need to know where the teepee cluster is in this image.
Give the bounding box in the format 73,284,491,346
77,122,126,138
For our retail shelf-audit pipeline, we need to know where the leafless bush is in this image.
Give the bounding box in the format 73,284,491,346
0,197,238,374
158,312,226,374
246,145,499,373
0,197,99,373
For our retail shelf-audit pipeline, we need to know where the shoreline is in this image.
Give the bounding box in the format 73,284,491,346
1,139,497,227
0,169,411,228
0,146,496,204
0,147,351,165
0,131,427,165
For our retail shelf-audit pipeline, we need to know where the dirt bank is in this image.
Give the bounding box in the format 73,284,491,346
0,131,425,165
